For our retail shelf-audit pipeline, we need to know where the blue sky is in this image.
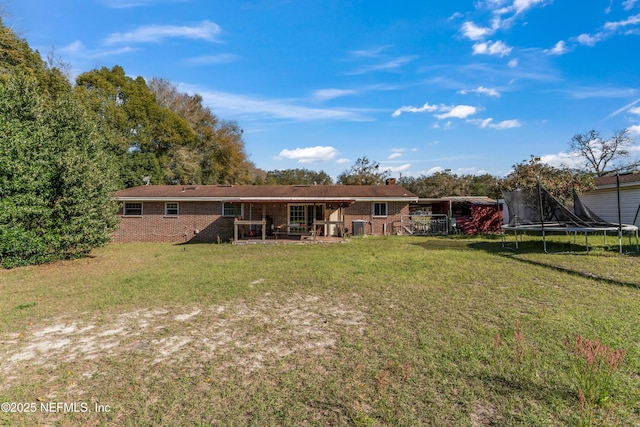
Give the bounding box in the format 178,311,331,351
8,0,640,179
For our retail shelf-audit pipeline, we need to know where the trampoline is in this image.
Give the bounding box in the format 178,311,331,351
501,183,638,254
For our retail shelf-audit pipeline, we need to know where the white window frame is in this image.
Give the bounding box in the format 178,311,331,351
372,202,388,217
165,202,179,216
223,202,243,217
124,202,143,216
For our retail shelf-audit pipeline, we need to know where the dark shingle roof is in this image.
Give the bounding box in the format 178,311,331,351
594,172,640,188
115,184,417,202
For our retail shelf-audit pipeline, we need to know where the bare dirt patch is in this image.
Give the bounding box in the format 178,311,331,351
0,292,367,393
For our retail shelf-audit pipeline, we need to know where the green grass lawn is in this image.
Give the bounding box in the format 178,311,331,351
1,235,639,426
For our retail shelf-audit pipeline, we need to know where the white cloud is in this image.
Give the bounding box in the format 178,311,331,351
347,56,417,75
104,20,221,45
629,107,640,115
460,21,493,40
628,125,640,136
277,146,338,163
348,46,388,58
435,105,478,120
472,40,512,56
540,151,584,168
313,89,357,101
623,0,638,10
508,58,519,68
460,86,501,97
426,167,445,175
546,40,568,55
193,89,372,122
388,152,403,160
604,13,640,31
59,40,84,54
512,0,548,14
576,33,598,46
392,102,438,117
336,158,351,164
382,163,412,173
475,118,522,129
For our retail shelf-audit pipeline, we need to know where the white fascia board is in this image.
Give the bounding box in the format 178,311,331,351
116,197,224,202
595,182,640,190
352,197,419,202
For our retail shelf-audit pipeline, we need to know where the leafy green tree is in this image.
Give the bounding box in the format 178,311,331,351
337,157,390,185
501,156,593,206
75,67,196,185
0,17,71,98
0,73,119,267
264,168,333,185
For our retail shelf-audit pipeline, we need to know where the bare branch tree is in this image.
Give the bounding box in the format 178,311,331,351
569,129,634,176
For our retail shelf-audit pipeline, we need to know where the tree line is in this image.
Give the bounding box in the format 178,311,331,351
1,14,636,267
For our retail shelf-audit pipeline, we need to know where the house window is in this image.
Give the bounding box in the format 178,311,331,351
223,203,243,217
165,202,179,216
124,202,143,216
373,202,388,217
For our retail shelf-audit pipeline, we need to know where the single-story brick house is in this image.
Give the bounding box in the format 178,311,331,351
113,180,418,243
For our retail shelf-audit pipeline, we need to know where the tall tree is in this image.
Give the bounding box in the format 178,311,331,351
0,72,119,267
74,67,197,186
148,78,255,184
569,129,637,176
337,157,390,185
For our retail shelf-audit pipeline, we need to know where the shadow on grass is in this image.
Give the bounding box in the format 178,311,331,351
465,241,640,290
409,236,640,289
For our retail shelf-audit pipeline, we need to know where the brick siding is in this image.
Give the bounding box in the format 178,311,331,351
112,200,410,243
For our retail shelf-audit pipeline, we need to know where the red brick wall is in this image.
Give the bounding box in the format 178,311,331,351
112,200,410,242
343,201,408,236
112,201,234,243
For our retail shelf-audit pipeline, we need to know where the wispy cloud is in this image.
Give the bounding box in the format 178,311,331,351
473,118,522,129
566,86,638,100
392,102,438,117
348,46,389,58
193,88,373,122
103,0,187,8
276,146,338,163
347,56,417,75
387,149,405,160
312,88,357,101
381,163,412,173
104,20,221,45
603,97,640,119
459,86,501,97
604,13,640,31
59,40,136,59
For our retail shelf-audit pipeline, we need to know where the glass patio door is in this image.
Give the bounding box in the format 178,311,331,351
288,204,324,234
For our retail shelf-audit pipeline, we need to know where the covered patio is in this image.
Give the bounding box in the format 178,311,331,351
231,200,351,244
